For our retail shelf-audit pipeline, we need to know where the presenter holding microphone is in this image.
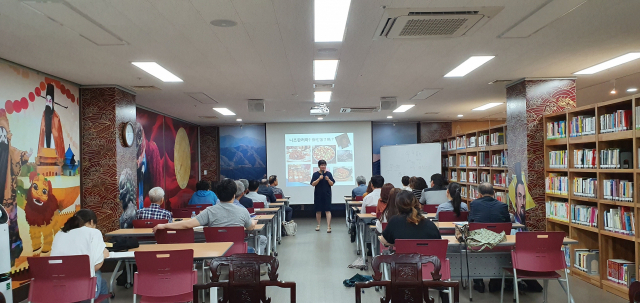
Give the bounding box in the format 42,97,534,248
311,160,335,233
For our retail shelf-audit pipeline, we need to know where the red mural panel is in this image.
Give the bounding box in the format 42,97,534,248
200,126,219,182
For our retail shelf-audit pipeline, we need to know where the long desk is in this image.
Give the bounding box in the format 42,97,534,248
255,208,279,255
255,214,276,256
269,203,286,244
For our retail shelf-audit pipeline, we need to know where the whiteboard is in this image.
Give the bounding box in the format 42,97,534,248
380,143,442,188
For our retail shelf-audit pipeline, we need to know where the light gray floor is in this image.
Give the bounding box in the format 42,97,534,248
107,217,627,303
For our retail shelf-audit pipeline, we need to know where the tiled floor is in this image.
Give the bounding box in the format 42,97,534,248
107,217,627,303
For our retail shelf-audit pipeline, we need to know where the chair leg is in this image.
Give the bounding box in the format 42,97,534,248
543,279,549,303
559,269,573,303
500,271,505,303
132,294,136,303
448,287,453,303
512,270,519,303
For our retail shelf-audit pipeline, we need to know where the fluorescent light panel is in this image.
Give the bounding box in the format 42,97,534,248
314,91,332,103
314,60,339,80
132,62,183,82
628,88,638,92
213,108,236,116
574,53,640,75
444,56,495,77
472,103,503,111
393,104,415,113
387,116,392,119
314,0,351,42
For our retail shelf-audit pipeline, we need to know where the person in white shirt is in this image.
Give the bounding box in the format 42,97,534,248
50,209,109,302
401,176,412,191
361,175,384,213
245,180,269,207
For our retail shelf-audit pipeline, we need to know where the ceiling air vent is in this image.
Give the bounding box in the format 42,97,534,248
424,112,440,115
198,116,218,119
130,85,161,91
374,7,503,39
340,107,380,113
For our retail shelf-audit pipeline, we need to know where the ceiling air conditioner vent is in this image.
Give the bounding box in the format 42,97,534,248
375,7,503,39
340,107,380,113
130,85,161,91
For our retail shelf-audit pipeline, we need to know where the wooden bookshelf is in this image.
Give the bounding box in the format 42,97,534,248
544,94,640,298
440,124,508,203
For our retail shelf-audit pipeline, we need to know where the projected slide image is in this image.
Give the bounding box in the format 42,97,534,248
287,164,311,183
312,145,336,164
333,166,353,182
286,145,311,162
337,150,353,162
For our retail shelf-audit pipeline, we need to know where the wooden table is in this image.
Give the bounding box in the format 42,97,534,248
255,209,279,254
267,203,286,244
105,225,264,237
376,235,578,247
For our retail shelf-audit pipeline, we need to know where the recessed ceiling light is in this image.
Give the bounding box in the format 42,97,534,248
393,104,415,113
132,62,183,82
210,19,237,27
387,116,392,119
236,118,242,122
213,108,236,116
472,103,503,111
627,88,638,92
314,60,339,80
457,114,464,117
314,0,351,42
444,56,495,77
314,91,332,103
574,53,640,74
318,117,324,120
610,89,617,95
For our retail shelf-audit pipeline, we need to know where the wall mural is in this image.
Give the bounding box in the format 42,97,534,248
135,108,198,211
219,125,266,181
0,62,80,273
372,123,418,175
200,126,220,182
420,122,452,143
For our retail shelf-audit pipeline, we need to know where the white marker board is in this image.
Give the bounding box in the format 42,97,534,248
380,143,442,188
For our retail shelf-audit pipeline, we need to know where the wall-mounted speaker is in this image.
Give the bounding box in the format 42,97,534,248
248,99,265,112
380,97,397,111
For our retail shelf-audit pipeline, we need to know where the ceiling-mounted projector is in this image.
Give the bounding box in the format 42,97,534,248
310,105,329,116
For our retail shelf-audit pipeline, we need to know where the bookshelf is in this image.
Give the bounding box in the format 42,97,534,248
440,124,508,203
544,95,640,299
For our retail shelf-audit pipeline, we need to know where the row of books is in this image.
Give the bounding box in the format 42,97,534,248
574,177,597,198
469,186,478,200
547,121,566,139
447,156,456,167
600,149,633,169
636,106,640,129
495,191,507,202
572,204,597,227
467,136,476,148
604,206,635,236
447,140,457,150
546,201,569,222
493,172,506,187
491,150,508,167
602,179,633,202
456,136,466,149
450,171,457,182
478,134,489,147
574,148,596,168
574,249,599,275
480,171,490,183
600,110,632,133
478,152,491,167
460,186,467,199
569,115,596,137
545,174,568,195
490,132,504,145
460,172,467,182
548,150,567,168
607,259,636,287
468,171,477,183
458,155,466,167
442,158,448,168
467,155,477,167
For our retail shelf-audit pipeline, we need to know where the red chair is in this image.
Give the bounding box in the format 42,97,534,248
438,211,469,222
365,206,376,214
203,227,248,256
395,240,451,281
469,222,512,234
134,249,197,303
172,208,195,218
275,194,284,199
423,204,438,214
254,202,265,208
132,219,168,228
27,255,111,303
155,228,195,244
355,196,364,201
500,231,571,303
247,207,255,214
186,205,210,211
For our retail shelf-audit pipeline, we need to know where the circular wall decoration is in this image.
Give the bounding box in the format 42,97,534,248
174,127,191,189
121,122,135,147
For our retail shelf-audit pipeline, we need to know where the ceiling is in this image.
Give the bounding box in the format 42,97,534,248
1,0,640,125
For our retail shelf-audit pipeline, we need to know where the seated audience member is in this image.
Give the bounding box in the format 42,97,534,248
234,180,252,209
137,187,172,222
154,179,267,254
420,174,448,205
362,181,373,198
401,176,411,191
351,175,367,199
411,177,428,200
246,180,269,206
210,181,220,196
361,175,384,213
50,209,109,302
376,183,395,218
188,180,219,205
376,188,401,233
268,175,293,221
435,182,468,220
239,179,250,195
258,179,277,203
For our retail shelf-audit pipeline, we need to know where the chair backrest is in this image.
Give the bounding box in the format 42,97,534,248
394,239,449,280
438,211,469,222
247,207,255,214
134,249,195,297
27,255,96,303
275,194,283,199
629,280,640,303
203,226,248,255
253,202,265,208
423,204,438,214
365,206,376,214
186,205,210,210
132,219,168,228
381,222,388,231
355,196,364,201
155,228,195,244
369,253,444,302
172,208,195,218
512,231,566,272
469,222,512,234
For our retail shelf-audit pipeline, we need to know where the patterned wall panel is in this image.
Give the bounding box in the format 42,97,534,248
200,126,219,182
420,122,452,143
507,79,576,231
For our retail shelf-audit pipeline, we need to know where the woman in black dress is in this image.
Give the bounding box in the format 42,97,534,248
311,160,335,233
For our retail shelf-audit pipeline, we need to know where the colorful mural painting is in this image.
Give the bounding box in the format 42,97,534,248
0,61,80,273
219,125,267,180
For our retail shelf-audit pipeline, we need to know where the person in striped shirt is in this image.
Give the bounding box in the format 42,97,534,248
137,187,173,222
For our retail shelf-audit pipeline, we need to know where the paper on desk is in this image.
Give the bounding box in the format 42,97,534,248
109,251,135,259
193,226,204,232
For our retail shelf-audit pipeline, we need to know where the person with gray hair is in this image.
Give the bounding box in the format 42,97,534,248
351,175,367,199
239,179,249,195
235,180,254,209
258,179,277,203
137,187,173,222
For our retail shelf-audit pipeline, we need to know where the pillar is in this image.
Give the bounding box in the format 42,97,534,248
199,126,220,182
506,78,576,230
80,86,137,234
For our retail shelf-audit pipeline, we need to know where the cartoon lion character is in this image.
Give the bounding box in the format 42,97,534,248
24,171,60,255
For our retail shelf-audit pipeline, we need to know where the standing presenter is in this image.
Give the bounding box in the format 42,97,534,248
311,160,335,233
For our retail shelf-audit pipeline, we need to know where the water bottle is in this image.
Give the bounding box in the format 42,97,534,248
191,211,196,219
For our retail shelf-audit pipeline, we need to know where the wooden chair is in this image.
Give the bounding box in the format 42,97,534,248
193,254,296,303
629,281,640,302
355,253,460,303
